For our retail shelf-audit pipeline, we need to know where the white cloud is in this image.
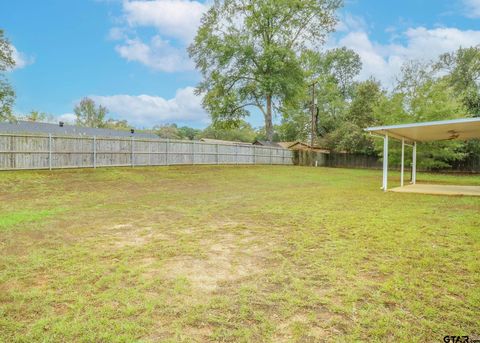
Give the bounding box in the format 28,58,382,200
108,27,128,40
115,35,193,72
10,46,34,70
336,27,480,87
123,0,208,43
110,0,209,72
463,0,480,18
335,13,368,33
90,86,208,126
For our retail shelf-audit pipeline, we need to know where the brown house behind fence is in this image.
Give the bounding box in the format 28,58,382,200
252,140,282,148
254,140,330,153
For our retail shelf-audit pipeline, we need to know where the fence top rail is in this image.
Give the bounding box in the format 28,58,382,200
0,132,104,140
0,132,291,152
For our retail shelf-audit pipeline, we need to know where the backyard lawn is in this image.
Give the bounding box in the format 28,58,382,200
0,165,479,342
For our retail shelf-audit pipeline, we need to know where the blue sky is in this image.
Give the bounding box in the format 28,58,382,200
2,0,480,128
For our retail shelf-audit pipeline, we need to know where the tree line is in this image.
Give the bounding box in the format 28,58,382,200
1,0,479,170
187,0,479,170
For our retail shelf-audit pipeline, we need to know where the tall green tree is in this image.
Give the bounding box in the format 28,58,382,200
0,29,15,122
346,78,382,127
324,79,382,154
278,47,361,143
437,46,480,116
437,46,480,168
373,61,469,169
74,98,108,128
319,47,361,98
277,110,310,142
189,0,342,141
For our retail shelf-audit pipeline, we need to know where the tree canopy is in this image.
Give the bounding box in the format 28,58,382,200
24,110,48,122
74,97,108,128
0,29,15,122
437,46,480,116
189,0,342,141
277,45,479,170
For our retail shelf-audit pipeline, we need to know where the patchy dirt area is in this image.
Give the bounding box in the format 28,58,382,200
106,223,158,249
162,232,269,292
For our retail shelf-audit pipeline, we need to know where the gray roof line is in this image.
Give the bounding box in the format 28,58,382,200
0,120,158,139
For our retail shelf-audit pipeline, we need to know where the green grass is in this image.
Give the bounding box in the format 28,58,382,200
0,166,479,342
0,209,61,230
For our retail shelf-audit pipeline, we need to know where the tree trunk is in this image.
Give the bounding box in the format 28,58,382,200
265,94,273,141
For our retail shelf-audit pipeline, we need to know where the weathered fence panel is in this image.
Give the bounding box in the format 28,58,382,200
0,133,293,171
293,150,480,173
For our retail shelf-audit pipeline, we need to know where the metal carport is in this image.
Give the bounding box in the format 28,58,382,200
365,118,480,195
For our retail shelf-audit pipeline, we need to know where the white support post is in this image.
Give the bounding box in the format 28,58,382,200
400,138,405,187
270,148,272,165
48,133,52,170
253,146,256,165
93,136,97,169
382,134,389,191
216,143,219,165
235,144,238,165
412,141,417,184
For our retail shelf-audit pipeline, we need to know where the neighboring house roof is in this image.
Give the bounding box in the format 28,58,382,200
277,141,297,149
200,138,252,145
252,140,282,147
277,140,330,153
287,141,309,149
0,120,158,139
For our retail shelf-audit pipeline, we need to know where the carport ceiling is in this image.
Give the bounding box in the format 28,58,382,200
365,117,480,142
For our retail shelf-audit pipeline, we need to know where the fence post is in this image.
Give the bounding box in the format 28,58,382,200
148,140,152,166
131,136,134,167
48,134,52,170
270,148,272,165
166,139,169,166
93,136,96,168
253,146,256,165
192,141,196,165
216,143,219,165
9,135,15,169
235,144,238,165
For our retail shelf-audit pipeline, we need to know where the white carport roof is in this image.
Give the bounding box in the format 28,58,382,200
365,117,480,142
365,117,480,193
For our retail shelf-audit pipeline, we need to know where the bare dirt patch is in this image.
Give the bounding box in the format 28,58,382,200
100,223,167,249
161,231,269,292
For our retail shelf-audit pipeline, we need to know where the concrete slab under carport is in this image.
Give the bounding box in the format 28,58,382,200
389,184,480,196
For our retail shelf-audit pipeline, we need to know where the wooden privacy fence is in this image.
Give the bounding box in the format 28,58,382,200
0,133,293,170
293,150,382,169
294,150,480,172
